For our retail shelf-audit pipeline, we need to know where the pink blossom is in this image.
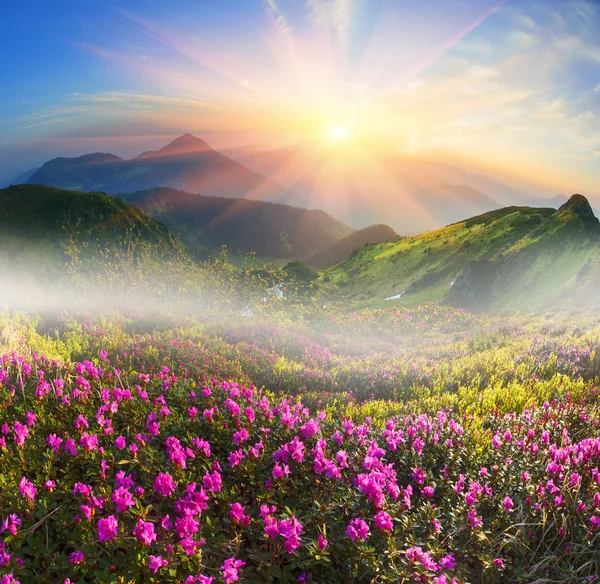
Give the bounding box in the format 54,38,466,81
69,550,84,565
148,555,168,574
97,515,119,542
153,472,177,497
373,511,393,532
346,518,369,541
220,558,246,584
133,520,157,546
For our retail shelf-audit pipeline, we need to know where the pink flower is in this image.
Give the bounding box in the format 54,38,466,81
69,550,84,564
346,518,369,541
18,477,36,501
503,496,514,512
45,480,56,492
229,503,251,527
153,472,177,497
112,487,135,513
373,511,393,532
493,557,505,568
318,535,328,550
412,467,426,485
97,515,119,542
220,558,246,584
272,462,290,479
148,555,168,574
133,520,157,546
202,470,222,493
228,449,244,468
440,554,456,569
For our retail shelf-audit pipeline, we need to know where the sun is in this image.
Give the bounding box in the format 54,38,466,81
326,125,352,141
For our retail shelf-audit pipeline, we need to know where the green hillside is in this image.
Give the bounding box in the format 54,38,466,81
306,223,398,269
120,187,354,259
328,195,600,312
0,184,175,275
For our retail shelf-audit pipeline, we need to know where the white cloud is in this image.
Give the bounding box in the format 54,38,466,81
306,0,352,35
265,0,291,32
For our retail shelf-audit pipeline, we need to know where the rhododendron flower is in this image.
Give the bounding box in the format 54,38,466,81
373,511,393,531
493,557,505,568
220,558,246,584
346,518,369,541
440,554,456,569
19,477,36,501
412,467,426,485
278,516,303,553
230,502,251,526
228,449,244,467
153,472,177,497
318,535,328,550
503,496,514,512
45,480,56,491
112,486,135,513
13,422,29,447
97,515,119,542
133,519,157,546
422,485,435,499
148,555,168,574
69,550,84,564
272,462,290,479
202,470,222,493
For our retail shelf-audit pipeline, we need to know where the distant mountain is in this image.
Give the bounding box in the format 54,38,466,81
1,167,40,188
306,224,399,269
0,184,174,277
26,134,299,205
328,194,600,312
120,187,354,259
235,146,506,231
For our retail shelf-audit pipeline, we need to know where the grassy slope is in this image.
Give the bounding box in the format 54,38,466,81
0,184,175,272
328,204,600,311
306,224,398,269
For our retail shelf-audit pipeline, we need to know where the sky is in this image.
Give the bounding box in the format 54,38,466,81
1,0,600,195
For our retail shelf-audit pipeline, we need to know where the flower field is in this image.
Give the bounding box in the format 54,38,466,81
0,308,600,583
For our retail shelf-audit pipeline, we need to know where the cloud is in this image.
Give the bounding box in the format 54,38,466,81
513,13,536,29
306,0,352,36
71,92,216,110
265,0,291,33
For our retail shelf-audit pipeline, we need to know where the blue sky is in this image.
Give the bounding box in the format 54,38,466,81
1,0,600,195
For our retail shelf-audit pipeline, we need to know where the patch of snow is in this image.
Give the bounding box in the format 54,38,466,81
384,291,405,301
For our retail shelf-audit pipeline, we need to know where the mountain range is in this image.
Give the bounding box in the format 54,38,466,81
24,134,297,207
11,133,572,232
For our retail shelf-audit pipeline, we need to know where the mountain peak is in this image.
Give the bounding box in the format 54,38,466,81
135,134,212,159
558,194,594,217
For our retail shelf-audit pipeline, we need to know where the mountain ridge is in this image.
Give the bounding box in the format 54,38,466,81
119,187,354,259
328,194,600,312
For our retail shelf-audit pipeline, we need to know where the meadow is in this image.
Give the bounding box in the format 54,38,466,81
0,302,599,584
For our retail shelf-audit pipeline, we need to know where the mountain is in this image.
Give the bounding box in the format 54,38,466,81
306,224,399,269
328,194,600,312
120,187,354,259
26,135,298,205
234,146,506,231
0,184,174,277
1,167,40,187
